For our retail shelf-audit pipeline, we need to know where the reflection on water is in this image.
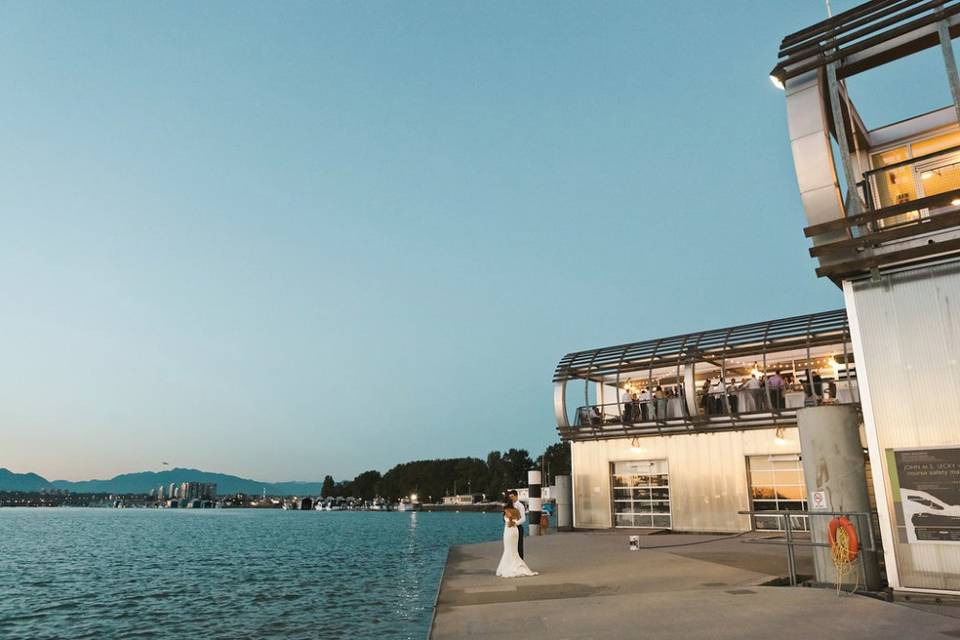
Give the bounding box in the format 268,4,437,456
0,509,500,640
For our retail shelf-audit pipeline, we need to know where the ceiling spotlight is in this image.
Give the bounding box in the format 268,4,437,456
921,171,934,180
951,199,960,206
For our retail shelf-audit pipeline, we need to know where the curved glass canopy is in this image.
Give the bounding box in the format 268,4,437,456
553,309,859,441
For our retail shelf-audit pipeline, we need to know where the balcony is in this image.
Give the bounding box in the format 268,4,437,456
553,309,859,442
808,143,960,282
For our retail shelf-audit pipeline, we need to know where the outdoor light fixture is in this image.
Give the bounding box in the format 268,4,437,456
774,427,786,446
630,437,644,452
951,198,960,206
921,171,934,180
769,67,785,90
410,493,418,502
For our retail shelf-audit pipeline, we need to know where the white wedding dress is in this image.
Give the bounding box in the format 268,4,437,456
496,517,538,577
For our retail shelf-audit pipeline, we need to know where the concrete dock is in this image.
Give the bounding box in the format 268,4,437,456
430,530,960,639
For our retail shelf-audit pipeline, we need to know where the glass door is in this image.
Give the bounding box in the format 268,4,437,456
611,460,671,529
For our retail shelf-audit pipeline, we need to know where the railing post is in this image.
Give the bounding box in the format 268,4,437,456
784,513,797,586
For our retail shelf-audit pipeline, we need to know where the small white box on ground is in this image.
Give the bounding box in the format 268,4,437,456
628,535,640,551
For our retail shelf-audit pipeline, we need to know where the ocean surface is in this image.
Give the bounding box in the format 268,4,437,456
0,508,503,640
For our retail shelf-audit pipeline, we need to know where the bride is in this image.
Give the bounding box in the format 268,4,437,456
496,497,538,578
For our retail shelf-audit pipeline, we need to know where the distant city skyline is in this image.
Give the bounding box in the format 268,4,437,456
2,1,951,482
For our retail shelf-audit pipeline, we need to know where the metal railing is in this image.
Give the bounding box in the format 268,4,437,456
737,509,876,587
574,384,859,430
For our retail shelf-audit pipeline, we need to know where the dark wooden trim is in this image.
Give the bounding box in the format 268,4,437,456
781,0,911,49
810,210,960,256
804,188,960,237
781,0,940,61
815,236,960,277
780,3,960,82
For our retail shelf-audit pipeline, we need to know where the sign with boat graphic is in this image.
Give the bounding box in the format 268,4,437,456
889,447,960,544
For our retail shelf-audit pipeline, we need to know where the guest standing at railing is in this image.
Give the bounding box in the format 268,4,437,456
620,388,634,424
743,375,762,412
654,386,666,420
700,379,711,415
728,379,739,413
768,370,785,411
638,388,651,421
710,378,725,414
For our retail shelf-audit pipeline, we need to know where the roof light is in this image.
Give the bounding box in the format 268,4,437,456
770,74,785,90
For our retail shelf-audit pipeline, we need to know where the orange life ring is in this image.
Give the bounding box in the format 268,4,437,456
827,516,860,561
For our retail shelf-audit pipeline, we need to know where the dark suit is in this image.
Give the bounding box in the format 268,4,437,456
517,520,525,559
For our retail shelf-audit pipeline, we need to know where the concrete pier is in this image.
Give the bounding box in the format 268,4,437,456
429,531,960,639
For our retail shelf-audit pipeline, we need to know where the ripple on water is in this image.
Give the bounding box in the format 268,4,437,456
0,509,500,640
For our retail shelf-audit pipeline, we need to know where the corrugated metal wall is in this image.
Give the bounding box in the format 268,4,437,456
847,259,960,592
571,428,801,533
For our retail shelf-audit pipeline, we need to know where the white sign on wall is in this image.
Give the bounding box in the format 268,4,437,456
811,490,828,510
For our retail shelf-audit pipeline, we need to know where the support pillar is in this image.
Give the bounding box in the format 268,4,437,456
554,475,572,531
797,405,882,590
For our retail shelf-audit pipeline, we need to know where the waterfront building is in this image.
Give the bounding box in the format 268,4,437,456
770,0,960,597
553,309,859,533
168,482,177,499
177,482,217,501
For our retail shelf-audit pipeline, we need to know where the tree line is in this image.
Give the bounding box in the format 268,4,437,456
319,442,570,502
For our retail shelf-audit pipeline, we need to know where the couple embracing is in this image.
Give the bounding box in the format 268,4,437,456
495,489,538,578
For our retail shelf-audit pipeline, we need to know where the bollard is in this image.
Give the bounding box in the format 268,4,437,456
528,470,542,536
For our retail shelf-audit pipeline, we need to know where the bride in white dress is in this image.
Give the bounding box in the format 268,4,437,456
496,502,538,578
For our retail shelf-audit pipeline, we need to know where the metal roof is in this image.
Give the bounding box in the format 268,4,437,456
552,308,849,383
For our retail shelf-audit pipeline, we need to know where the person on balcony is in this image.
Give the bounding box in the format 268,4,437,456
700,379,712,415
620,388,634,424
743,375,762,412
767,370,785,411
710,378,725,414
727,379,739,413
654,386,667,420
637,388,651,421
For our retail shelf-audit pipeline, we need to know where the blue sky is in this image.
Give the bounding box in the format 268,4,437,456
0,2,951,482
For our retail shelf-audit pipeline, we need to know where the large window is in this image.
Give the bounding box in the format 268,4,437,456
870,129,960,228
747,455,808,532
611,460,671,529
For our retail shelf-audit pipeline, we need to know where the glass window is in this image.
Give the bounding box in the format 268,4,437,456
910,130,960,157
871,146,921,226
610,460,671,529
747,455,808,532
913,132,960,205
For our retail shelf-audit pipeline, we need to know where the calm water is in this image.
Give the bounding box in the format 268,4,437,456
0,508,502,640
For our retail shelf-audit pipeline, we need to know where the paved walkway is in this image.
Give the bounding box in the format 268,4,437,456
430,530,960,640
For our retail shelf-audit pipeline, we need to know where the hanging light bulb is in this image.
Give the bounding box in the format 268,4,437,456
630,437,644,452
774,427,786,446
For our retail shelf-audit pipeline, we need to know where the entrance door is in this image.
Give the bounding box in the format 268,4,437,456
611,460,671,529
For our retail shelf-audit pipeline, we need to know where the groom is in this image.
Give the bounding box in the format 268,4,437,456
508,490,526,559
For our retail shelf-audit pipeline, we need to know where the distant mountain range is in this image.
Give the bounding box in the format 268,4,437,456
0,467,325,496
